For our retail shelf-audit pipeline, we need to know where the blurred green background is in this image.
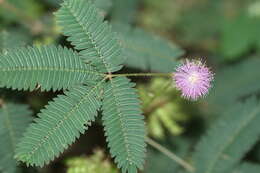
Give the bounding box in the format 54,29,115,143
1,0,260,173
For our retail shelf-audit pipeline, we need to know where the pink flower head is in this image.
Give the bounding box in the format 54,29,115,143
174,59,214,100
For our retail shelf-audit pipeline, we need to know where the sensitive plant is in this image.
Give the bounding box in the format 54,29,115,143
2,1,260,173
0,0,215,173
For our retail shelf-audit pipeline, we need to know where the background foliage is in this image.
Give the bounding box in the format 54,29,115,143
1,0,260,173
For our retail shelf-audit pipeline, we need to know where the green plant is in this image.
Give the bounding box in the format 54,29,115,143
0,0,146,172
0,0,188,172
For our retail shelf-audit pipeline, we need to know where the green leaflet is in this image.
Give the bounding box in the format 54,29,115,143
102,77,146,173
55,0,124,73
113,23,184,72
15,82,103,167
193,98,260,173
0,45,101,91
0,103,32,173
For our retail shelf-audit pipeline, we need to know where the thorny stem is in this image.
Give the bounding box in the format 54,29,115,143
107,72,173,78
146,137,195,173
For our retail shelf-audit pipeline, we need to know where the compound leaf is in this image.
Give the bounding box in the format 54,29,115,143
102,77,146,173
15,82,104,167
0,45,101,91
55,0,124,73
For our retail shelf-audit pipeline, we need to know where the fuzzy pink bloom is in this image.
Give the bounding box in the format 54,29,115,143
174,59,214,100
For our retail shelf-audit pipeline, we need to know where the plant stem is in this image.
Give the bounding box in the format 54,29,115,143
146,137,195,173
110,72,173,78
